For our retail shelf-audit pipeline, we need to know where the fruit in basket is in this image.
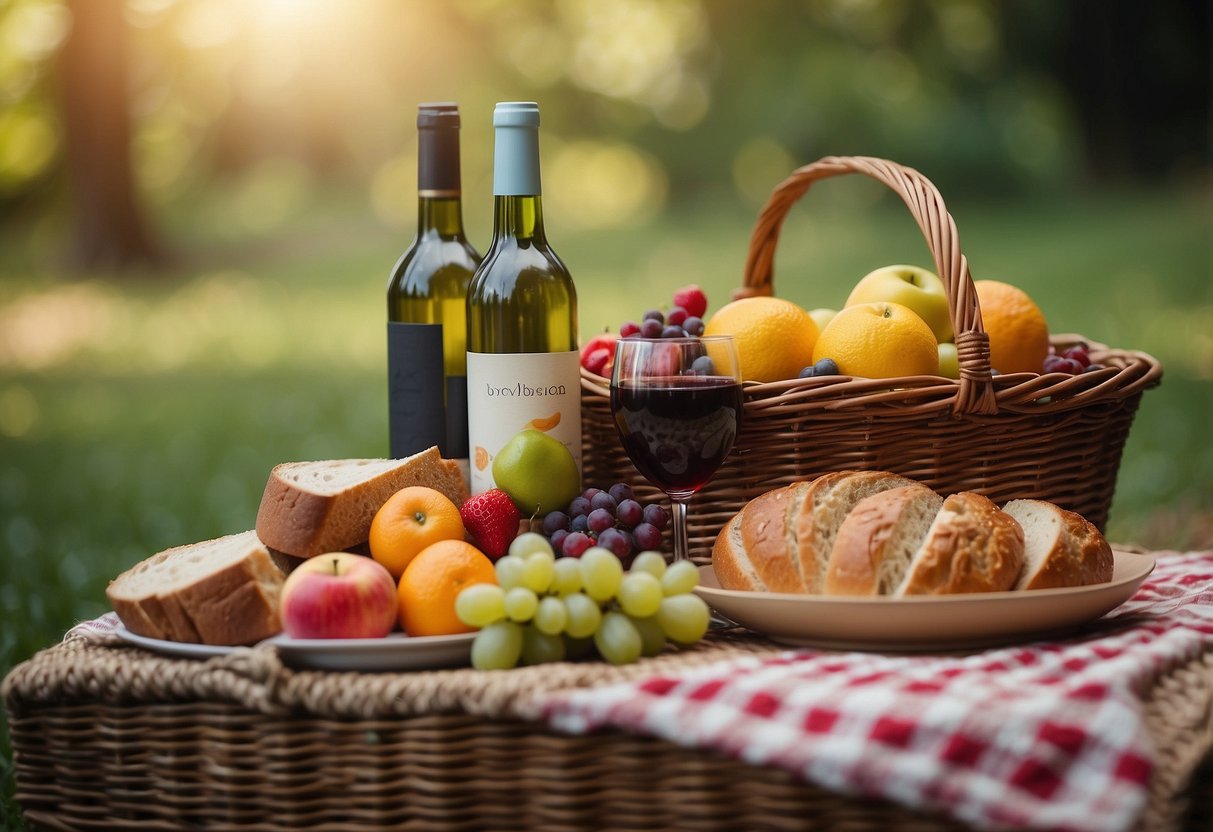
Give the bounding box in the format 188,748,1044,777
369,486,466,578
492,429,582,515
973,280,1050,375
1044,344,1096,375
672,284,709,318
846,265,953,343
703,296,818,382
809,308,838,332
541,482,670,562
620,286,711,340
457,539,709,668
811,302,938,379
459,489,521,560
397,539,497,636
937,342,960,379
580,331,618,378
279,552,399,639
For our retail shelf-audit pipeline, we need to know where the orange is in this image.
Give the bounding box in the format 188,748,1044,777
397,539,497,636
369,486,466,578
703,296,818,382
973,280,1050,374
811,302,938,378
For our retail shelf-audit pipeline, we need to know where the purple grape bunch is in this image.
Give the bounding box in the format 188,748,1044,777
542,482,670,564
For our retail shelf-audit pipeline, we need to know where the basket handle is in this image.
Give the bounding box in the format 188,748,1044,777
740,156,997,417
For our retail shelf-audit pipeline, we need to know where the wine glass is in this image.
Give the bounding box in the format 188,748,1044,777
610,336,743,563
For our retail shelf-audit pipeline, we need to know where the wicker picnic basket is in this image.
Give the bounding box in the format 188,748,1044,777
5,627,1212,831
581,156,1162,562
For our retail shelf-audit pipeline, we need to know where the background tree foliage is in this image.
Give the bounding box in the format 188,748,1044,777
0,0,1207,271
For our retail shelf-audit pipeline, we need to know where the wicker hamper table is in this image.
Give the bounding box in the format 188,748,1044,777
5,555,1213,832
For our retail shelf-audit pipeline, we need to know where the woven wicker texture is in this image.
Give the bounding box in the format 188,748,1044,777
581,156,1162,563
5,626,1211,831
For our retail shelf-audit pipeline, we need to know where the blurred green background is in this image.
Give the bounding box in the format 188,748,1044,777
1,0,1210,826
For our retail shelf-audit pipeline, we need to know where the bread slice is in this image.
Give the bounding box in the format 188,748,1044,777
106,530,284,645
734,482,812,593
824,484,944,596
255,448,469,558
897,492,1025,596
1003,499,1114,589
794,470,917,593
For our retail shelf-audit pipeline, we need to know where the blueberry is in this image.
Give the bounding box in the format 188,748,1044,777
690,355,715,375
812,358,839,376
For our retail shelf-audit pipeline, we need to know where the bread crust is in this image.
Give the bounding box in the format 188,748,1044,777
255,449,469,558
106,530,284,646
897,492,1025,596
738,482,810,593
825,484,943,596
795,471,916,593
1004,499,1114,589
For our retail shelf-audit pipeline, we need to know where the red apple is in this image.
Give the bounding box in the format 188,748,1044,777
579,332,618,378
279,552,398,639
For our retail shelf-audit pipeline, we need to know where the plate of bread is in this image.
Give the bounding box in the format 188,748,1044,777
699,471,1155,651
104,448,477,671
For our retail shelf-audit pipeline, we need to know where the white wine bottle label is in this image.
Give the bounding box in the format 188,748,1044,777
466,350,583,496
387,322,446,458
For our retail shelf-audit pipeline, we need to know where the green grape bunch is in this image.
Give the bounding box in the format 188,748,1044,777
455,532,711,669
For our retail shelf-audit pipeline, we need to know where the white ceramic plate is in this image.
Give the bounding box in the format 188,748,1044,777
694,549,1155,651
265,631,475,672
115,625,240,659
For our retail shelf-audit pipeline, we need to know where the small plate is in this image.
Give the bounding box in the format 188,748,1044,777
115,625,241,659
694,549,1155,651
265,631,475,672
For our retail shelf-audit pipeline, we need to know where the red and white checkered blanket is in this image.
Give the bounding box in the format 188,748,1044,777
538,552,1213,832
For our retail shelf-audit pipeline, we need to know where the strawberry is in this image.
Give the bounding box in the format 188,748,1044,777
460,489,522,560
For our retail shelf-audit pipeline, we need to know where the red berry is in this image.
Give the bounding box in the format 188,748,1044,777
666,307,689,327
620,321,641,338
459,489,521,560
1061,345,1091,367
673,284,708,318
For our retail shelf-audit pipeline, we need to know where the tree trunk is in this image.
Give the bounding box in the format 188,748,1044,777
58,0,165,272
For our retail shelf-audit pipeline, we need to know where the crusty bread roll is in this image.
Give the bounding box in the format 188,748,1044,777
712,470,915,593
1004,499,1114,589
896,492,1025,595
824,484,944,596
255,448,468,558
107,530,284,645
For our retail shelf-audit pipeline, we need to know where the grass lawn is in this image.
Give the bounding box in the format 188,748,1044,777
1,183,1210,827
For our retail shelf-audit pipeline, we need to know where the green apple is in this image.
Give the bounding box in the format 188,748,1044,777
491,428,581,515
937,342,959,379
809,308,838,333
845,265,953,343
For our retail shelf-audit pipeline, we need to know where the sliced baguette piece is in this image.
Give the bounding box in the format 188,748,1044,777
824,484,944,596
255,448,469,558
732,482,812,593
794,470,917,594
896,492,1025,596
1003,499,1114,589
106,530,284,645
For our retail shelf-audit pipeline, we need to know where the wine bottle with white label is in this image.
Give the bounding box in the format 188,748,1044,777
387,103,481,467
466,101,581,496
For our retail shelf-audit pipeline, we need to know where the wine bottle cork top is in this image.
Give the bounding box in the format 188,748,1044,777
494,101,541,128
418,102,460,129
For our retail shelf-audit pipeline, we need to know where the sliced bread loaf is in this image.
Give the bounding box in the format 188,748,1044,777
824,484,944,596
793,470,917,593
255,448,468,558
106,530,284,645
896,492,1025,596
1004,499,1114,589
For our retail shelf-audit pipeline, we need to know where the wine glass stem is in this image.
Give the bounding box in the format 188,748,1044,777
670,498,690,562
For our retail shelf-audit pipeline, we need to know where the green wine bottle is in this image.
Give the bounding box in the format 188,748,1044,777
466,101,581,496
386,103,481,465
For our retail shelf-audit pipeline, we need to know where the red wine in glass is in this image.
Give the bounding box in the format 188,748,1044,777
611,375,743,497
610,336,743,563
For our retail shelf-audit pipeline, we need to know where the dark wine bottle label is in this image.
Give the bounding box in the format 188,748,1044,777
387,322,446,458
